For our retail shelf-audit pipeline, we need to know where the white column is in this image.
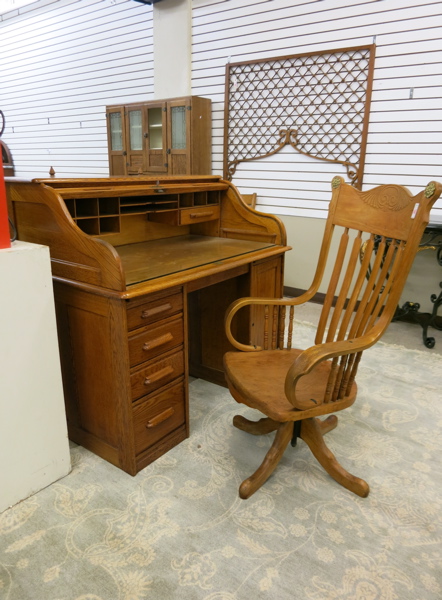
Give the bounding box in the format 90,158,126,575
153,0,191,98
0,241,71,513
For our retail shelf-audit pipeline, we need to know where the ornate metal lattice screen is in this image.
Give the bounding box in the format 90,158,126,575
224,45,375,188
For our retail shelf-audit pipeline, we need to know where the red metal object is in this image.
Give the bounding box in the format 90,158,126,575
0,153,11,249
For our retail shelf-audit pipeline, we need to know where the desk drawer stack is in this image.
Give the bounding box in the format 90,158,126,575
127,289,187,468
53,283,189,475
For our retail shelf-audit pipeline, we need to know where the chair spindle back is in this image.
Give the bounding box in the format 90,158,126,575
256,177,441,405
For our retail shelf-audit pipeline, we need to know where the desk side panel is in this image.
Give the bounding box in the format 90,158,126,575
54,283,136,474
219,182,287,245
7,182,126,291
249,255,285,347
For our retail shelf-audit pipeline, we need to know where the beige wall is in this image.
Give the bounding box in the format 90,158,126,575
281,214,441,313
153,0,191,99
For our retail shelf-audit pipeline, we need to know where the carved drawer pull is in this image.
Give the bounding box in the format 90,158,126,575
144,365,174,385
143,333,173,351
141,303,172,319
146,407,175,428
189,211,214,219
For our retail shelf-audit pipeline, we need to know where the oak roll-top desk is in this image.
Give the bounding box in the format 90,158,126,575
7,175,290,475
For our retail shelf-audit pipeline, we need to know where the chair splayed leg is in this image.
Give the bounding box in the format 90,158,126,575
233,413,368,499
300,417,369,497
235,419,294,499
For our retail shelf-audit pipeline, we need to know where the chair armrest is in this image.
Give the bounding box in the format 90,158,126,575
224,296,309,351
284,316,389,409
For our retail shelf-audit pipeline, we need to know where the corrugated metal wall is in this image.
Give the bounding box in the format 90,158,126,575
192,0,442,220
0,0,153,178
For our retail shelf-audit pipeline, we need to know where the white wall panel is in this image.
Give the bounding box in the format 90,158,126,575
0,0,154,178
191,0,442,221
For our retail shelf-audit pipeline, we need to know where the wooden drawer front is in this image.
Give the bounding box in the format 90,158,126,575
180,205,220,225
130,349,184,401
127,292,183,330
128,316,183,366
133,382,186,455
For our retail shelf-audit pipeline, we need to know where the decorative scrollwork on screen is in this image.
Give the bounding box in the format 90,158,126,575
224,46,375,189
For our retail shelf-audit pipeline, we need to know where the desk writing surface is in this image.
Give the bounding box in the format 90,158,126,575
117,235,276,286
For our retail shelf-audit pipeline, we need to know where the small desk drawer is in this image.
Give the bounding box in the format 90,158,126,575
127,292,183,330
130,349,184,401
133,381,186,455
128,316,184,367
180,205,220,225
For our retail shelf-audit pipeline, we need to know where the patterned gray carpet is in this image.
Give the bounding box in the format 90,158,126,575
1,323,441,600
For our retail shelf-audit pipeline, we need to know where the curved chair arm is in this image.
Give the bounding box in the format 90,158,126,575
224,294,314,352
284,315,390,410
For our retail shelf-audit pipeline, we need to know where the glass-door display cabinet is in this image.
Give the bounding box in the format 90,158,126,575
106,96,211,177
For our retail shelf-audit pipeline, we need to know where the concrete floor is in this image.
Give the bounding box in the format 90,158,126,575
295,301,442,355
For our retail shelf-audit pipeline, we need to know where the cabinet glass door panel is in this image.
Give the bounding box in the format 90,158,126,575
171,106,186,149
167,100,191,175
125,105,146,174
146,102,167,173
148,107,163,150
128,109,143,151
110,112,123,151
106,107,127,176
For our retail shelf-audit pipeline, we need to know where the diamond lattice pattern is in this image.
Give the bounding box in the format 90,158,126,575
226,48,373,185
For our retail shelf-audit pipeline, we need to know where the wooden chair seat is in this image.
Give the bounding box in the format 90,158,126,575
224,348,357,422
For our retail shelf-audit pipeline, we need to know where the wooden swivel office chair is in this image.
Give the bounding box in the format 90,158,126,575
224,177,441,499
